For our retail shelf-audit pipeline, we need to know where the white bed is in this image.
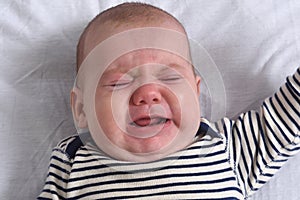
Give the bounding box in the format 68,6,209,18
0,0,299,199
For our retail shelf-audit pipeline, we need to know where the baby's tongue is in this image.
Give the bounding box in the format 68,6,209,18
134,118,151,126
134,117,163,126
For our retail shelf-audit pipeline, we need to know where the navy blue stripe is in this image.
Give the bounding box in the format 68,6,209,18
263,101,291,145
78,149,226,171
68,166,232,183
267,165,281,170
275,92,299,130
252,113,267,172
219,118,231,153
287,76,300,98
72,160,231,177
232,120,241,171
268,98,294,142
67,176,237,193
247,113,262,182
198,137,220,142
221,119,229,140
73,157,104,164
280,87,300,117
49,163,70,175
58,136,76,149
44,181,67,193
286,146,300,151
292,73,300,90
50,167,236,194
278,153,292,157
257,179,267,184
74,141,224,165
73,186,242,199
60,143,67,149
47,172,68,183
51,155,71,166
286,78,300,104
240,112,255,190
256,113,272,165
178,149,225,159
293,73,300,86
109,197,240,200
262,172,275,177
104,197,240,200
273,158,288,162
75,152,110,159
263,115,282,155
39,189,65,200
234,118,247,188
70,149,227,173
187,140,223,150
37,197,53,200
75,152,95,157
238,140,253,191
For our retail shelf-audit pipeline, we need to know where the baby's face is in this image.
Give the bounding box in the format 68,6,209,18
94,48,201,156
76,22,202,161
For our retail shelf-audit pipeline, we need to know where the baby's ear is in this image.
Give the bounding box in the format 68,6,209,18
70,88,88,129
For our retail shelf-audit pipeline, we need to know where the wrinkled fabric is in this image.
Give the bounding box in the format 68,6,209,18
0,0,299,199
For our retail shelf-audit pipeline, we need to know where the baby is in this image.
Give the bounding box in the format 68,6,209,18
38,2,300,199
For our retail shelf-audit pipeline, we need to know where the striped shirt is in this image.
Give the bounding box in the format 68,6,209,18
38,68,299,199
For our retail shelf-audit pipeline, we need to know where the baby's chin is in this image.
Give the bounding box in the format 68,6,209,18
121,119,179,154
102,122,196,162
93,115,199,162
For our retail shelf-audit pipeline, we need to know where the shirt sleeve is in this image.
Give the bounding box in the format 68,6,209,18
218,67,300,198
37,137,75,200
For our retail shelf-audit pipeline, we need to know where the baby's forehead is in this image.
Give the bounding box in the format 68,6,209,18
102,49,190,73
112,49,184,64
82,20,186,61
77,26,192,88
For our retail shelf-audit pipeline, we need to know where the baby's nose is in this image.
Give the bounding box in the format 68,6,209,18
131,84,162,106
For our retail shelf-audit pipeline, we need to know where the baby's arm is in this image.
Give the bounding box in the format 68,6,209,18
218,67,299,198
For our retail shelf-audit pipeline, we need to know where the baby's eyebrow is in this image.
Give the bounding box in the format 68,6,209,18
101,59,136,76
161,63,187,72
101,62,186,78
102,69,118,77
101,65,128,77
166,63,183,69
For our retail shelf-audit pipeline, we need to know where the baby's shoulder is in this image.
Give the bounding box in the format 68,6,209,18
56,135,78,150
53,133,90,160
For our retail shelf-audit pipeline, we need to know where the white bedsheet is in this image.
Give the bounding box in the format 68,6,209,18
0,0,299,199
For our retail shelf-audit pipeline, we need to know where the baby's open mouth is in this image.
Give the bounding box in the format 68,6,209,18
126,115,172,139
130,117,170,127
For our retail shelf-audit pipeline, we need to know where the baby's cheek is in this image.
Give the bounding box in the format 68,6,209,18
95,92,113,121
157,88,181,127
95,103,118,140
169,84,200,126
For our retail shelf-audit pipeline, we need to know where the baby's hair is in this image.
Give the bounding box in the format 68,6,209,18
76,2,186,73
